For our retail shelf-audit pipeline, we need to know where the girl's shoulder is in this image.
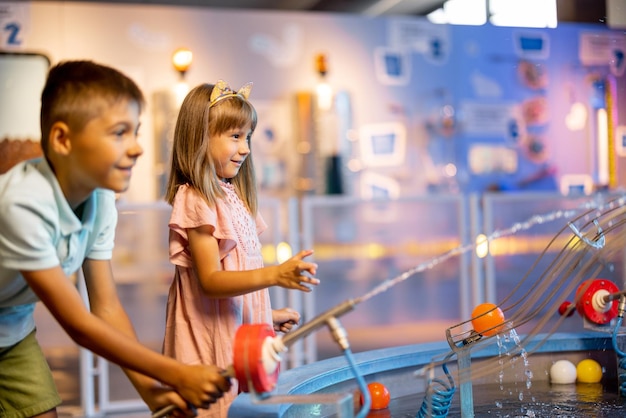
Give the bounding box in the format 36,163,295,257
174,183,226,205
174,183,204,203
171,184,207,213
171,183,222,223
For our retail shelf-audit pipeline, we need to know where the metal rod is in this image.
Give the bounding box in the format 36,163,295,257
281,298,359,347
603,289,626,303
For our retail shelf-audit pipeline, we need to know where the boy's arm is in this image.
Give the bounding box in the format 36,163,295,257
80,258,181,410
21,260,229,412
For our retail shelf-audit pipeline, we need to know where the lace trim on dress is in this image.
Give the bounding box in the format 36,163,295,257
220,182,261,256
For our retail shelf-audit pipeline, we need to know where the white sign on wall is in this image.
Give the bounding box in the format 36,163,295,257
580,31,626,76
0,2,30,49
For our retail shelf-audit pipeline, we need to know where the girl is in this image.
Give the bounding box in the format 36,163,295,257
163,81,320,417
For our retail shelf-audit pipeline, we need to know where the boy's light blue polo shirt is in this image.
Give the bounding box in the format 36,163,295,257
0,158,117,347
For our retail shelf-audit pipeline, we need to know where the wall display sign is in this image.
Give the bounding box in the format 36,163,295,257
560,174,593,196
359,122,407,167
580,32,626,77
461,101,515,137
468,145,518,175
374,47,410,86
387,19,450,65
249,23,302,68
0,2,29,49
513,31,550,60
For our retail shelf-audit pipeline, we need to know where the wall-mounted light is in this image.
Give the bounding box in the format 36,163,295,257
172,47,193,78
315,53,333,111
316,82,333,110
171,47,193,106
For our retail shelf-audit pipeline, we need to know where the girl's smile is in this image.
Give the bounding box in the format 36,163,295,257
210,123,252,180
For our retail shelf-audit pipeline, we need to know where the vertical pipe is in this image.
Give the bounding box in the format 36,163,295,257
98,357,110,412
287,197,304,367
459,195,471,320
77,271,96,416
300,196,318,365
469,194,483,309
458,347,475,418
483,194,497,303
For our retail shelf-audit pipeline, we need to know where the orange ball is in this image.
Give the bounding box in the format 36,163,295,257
360,382,390,410
471,303,505,337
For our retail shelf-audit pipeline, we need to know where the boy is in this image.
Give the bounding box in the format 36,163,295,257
0,60,230,418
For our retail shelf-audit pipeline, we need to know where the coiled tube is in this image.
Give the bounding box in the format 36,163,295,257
417,360,456,418
612,300,626,397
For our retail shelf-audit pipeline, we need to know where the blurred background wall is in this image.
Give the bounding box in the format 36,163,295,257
2,1,626,204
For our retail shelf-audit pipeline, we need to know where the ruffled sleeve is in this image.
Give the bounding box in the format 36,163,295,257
168,184,237,267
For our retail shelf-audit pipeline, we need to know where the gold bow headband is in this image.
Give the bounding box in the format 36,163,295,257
209,80,253,107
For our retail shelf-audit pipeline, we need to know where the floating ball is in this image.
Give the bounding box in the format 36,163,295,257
550,360,577,384
577,359,603,383
471,303,505,337
360,382,390,410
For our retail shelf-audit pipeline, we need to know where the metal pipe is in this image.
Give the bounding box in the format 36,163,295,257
603,289,626,303
281,298,359,347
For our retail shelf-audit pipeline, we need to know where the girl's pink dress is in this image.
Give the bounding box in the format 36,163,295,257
163,183,272,418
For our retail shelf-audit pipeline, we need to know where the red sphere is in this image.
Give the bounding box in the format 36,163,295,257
558,301,574,317
360,382,390,410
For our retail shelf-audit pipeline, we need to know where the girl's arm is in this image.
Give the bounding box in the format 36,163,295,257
188,224,319,298
22,260,230,413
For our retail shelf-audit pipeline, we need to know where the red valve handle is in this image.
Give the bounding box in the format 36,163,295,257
233,323,280,393
575,278,619,325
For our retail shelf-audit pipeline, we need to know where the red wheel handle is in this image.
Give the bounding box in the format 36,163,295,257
575,278,619,325
233,323,280,393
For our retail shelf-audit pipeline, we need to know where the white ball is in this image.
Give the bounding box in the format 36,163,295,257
550,360,577,384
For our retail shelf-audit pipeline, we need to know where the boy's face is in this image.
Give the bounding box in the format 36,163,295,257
209,122,252,181
67,98,143,195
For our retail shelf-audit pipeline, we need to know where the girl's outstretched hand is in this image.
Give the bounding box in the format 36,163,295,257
275,249,320,292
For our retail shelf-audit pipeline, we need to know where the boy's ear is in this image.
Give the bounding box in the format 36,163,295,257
48,122,72,156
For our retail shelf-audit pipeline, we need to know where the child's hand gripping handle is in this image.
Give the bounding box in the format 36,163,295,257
151,366,234,418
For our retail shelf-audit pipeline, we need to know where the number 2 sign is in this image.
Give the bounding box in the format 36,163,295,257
0,3,30,49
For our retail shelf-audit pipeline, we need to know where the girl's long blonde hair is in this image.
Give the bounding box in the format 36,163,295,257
165,83,258,214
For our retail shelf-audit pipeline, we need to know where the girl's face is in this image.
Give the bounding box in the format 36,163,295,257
209,122,252,180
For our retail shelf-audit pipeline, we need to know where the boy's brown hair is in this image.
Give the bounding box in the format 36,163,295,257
40,60,145,155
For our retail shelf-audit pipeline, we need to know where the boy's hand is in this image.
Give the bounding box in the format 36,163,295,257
275,249,320,292
145,387,197,418
175,365,231,411
272,307,300,333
